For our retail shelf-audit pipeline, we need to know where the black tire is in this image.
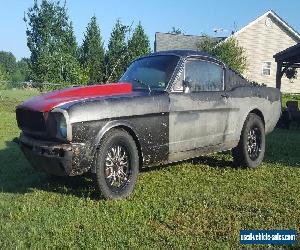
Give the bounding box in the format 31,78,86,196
232,113,265,168
94,128,139,200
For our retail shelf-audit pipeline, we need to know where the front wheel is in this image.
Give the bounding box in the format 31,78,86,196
94,129,139,199
232,113,265,168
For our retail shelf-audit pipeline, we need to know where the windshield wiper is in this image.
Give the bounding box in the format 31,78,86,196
133,78,151,93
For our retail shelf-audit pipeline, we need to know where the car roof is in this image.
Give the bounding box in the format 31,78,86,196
143,50,248,82
149,50,217,60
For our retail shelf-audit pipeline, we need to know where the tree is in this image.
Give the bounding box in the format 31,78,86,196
0,65,8,81
197,36,247,75
0,51,17,76
0,65,9,89
10,70,24,83
17,58,31,82
81,16,105,84
25,0,87,88
285,67,297,80
127,22,151,65
0,52,29,83
106,19,128,82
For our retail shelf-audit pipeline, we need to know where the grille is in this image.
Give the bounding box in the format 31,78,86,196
16,109,46,132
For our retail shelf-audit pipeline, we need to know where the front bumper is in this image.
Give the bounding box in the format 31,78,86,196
19,134,87,176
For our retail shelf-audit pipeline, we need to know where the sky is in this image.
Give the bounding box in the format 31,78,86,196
0,0,299,60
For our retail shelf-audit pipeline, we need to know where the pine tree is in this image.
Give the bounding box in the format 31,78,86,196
25,0,87,88
106,19,128,83
81,16,105,84
127,22,151,65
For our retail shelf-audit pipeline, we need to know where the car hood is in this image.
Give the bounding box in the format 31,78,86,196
17,83,132,112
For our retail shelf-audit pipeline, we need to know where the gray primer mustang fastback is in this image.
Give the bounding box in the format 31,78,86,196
16,50,281,199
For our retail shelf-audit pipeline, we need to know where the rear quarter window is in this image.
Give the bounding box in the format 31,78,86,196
185,60,224,92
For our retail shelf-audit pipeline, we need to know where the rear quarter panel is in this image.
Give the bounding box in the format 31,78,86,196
229,86,281,143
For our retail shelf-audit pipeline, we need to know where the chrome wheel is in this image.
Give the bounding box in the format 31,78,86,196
247,127,262,161
104,144,131,189
95,129,139,199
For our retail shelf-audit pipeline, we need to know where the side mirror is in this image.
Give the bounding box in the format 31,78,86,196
183,77,192,93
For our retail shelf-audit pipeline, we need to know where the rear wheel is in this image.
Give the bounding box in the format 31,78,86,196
94,129,139,199
232,113,265,168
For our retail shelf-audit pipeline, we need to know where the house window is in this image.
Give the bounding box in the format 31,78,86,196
262,62,271,76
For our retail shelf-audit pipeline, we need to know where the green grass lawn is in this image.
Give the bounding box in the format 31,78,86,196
282,93,300,108
0,89,299,249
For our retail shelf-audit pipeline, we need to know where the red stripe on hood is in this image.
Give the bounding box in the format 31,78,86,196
18,83,132,112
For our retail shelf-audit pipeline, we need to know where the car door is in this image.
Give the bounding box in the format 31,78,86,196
169,57,233,153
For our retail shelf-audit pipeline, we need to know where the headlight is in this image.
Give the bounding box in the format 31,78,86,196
58,114,67,138
51,108,72,141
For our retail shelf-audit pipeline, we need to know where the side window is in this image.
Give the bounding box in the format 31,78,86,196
185,60,224,92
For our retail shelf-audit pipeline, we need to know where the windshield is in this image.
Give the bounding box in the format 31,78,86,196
119,55,179,91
